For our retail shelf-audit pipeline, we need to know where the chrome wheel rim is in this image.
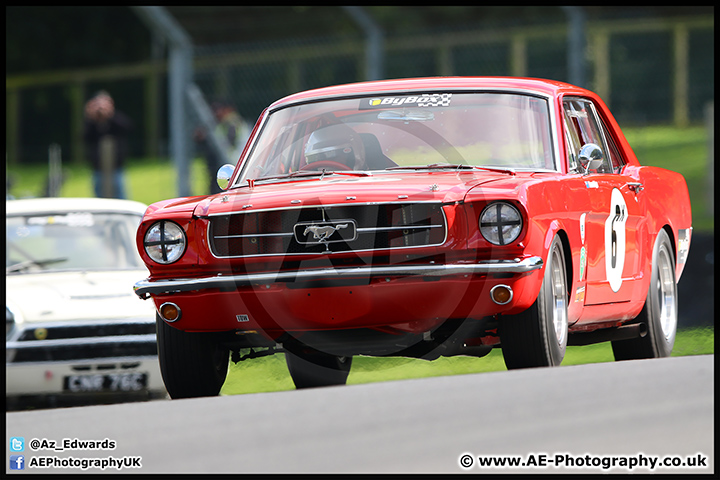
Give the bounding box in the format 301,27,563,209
550,246,568,346
656,245,677,342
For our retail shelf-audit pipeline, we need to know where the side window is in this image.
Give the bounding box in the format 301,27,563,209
562,98,613,174
599,117,627,173
563,109,583,173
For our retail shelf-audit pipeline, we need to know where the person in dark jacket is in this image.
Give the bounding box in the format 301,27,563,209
83,91,133,198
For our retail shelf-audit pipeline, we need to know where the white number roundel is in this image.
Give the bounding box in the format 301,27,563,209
604,188,627,292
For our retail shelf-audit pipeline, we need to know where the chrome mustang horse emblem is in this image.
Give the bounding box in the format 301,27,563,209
303,224,348,243
294,219,357,253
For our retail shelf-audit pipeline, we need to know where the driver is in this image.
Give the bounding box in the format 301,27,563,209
304,124,367,170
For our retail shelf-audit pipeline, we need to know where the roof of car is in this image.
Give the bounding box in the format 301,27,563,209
6,197,148,216
269,76,586,110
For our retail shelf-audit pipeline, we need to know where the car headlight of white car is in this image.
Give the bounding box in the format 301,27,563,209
6,305,17,339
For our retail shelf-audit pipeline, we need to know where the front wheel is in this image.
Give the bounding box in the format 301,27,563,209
612,229,677,360
285,348,352,389
156,315,229,399
500,235,569,369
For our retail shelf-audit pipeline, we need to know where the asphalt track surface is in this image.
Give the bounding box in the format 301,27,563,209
6,354,713,474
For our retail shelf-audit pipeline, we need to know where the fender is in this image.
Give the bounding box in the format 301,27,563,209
521,177,590,324
634,165,692,281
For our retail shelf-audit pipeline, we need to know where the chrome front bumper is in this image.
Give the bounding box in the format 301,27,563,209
134,256,543,299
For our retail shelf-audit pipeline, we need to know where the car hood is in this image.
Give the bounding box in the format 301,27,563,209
194,171,512,216
6,270,154,324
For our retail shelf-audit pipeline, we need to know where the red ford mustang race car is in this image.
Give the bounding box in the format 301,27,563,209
133,77,692,398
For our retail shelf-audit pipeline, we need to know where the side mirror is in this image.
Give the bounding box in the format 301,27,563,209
578,143,604,174
216,164,235,190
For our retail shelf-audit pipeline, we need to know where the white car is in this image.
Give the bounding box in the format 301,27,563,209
6,197,166,407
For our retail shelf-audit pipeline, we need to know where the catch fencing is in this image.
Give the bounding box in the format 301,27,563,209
5,14,714,168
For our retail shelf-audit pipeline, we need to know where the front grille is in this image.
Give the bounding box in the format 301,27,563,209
11,343,157,363
6,319,157,364
209,203,447,257
16,321,155,342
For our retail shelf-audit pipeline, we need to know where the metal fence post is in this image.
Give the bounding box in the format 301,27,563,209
563,6,587,88
168,45,192,197
510,34,527,77
591,29,611,104
706,102,714,217
132,6,193,198
6,88,20,166
673,23,690,128
98,136,115,198
47,143,62,197
342,6,384,81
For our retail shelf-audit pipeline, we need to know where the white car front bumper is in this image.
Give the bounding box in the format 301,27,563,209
6,356,165,396
6,316,166,398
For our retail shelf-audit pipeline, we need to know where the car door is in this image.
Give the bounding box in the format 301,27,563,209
562,98,646,306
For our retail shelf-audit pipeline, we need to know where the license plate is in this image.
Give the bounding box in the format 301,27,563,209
63,373,148,393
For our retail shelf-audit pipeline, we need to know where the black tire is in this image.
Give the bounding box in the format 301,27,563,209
285,349,352,389
156,314,229,399
612,229,677,360
500,235,569,369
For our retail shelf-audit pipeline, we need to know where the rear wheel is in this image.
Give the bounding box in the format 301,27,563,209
612,229,677,360
285,348,352,389
500,235,568,369
156,315,229,399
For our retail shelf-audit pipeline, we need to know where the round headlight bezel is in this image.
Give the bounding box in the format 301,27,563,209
143,220,187,264
479,202,523,246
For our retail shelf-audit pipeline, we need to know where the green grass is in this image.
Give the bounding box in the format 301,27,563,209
220,326,714,396
6,157,214,206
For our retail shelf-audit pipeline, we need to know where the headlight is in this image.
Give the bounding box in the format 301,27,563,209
143,221,186,264
479,202,523,246
6,305,16,339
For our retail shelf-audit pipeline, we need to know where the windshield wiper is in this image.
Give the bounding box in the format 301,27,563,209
243,170,325,185
468,165,516,176
6,257,69,274
323,170,372,177
387,163,458,171
386,163,516,175
247,169,371,185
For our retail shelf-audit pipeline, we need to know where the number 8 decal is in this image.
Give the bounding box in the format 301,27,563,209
605,188,627,292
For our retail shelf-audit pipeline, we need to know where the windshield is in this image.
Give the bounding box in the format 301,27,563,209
235,92,555,186
6,211,144,274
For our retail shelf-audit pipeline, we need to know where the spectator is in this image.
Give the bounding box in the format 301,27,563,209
194,100,251,194
83,91,133,198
